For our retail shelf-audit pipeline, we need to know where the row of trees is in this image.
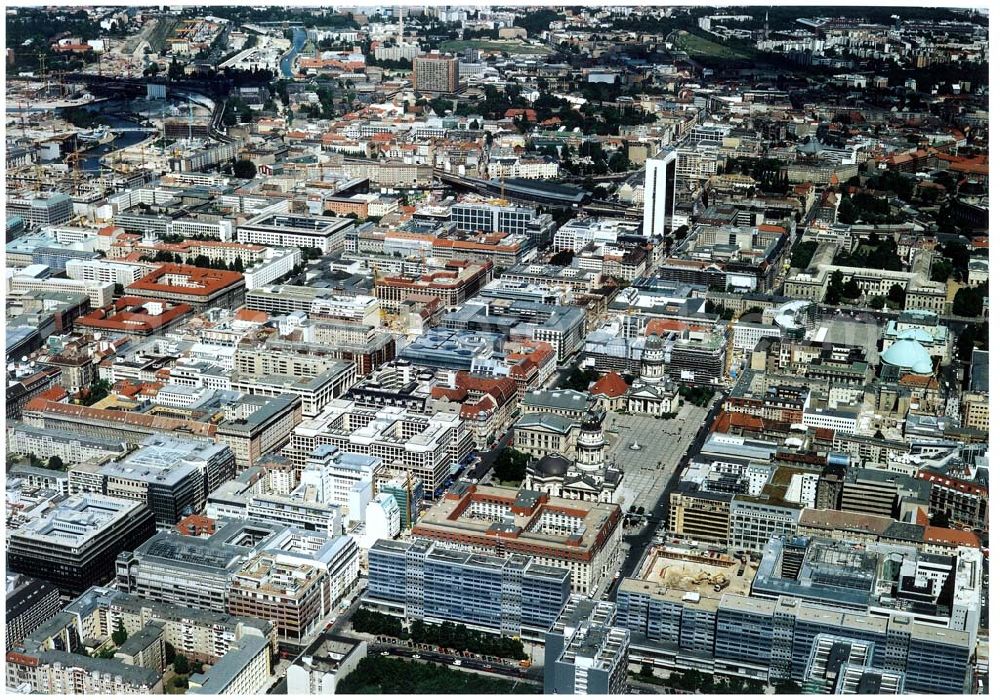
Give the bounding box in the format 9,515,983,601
8,453,64,471
351,611,527,660
79,379,112,407
953,286,987,318
561,141,632,177
222,98,256,127
368,56,413,70
409,619,527,660
824,270,862,305
352,608,405,638
565,366,600,392
956,322,988,363
62,107,107,130
140,250,246,272
838,191,903,226
789,241,818,269
724,157,789,195
448,84,655,136
338,656,532,694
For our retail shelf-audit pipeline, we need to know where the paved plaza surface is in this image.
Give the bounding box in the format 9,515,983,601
607,402,711,514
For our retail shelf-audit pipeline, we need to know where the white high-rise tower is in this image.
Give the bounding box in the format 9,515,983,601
642,150,677,238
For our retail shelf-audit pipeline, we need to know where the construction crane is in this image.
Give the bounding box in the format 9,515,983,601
723,310,737,384
404,468,414,529
67,140,85,195
18,99,28,139
37,51,48,93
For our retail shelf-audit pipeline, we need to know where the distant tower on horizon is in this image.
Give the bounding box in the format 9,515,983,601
764,11,770,40
399,7,404,40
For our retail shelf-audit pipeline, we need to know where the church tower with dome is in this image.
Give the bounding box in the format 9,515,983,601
523,411,621,504
640,333,666,383
626,332,678,416
574,413,607,473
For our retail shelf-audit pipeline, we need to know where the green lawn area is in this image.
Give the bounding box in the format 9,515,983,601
439,39,550,55
673,31,756,60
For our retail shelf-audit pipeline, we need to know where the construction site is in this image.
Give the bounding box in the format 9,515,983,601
618,543,758,612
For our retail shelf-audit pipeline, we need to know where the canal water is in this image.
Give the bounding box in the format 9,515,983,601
73,100,151,171
280,27,307,79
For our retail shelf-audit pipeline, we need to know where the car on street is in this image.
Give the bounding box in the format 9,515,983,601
381,651,390,657
453,660,463,666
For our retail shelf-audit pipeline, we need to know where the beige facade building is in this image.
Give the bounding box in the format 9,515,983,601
961,392,989,431
413,52,459,94
227,554,331,643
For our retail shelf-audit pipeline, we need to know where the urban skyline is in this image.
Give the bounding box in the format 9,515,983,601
4,3,990,696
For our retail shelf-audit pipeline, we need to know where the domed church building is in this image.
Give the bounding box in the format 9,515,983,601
524,412,623,504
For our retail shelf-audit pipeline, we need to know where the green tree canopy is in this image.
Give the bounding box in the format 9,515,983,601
952,287,986,318
493,448,531,485
172,655,190,675
825,270,845,305
233,159,257,179
112,619,128,647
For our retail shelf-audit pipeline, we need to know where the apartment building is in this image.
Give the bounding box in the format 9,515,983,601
69,435,236,527
287,399,473,491
5,651,163,694
6,192,73,228
230,362,356,418
65,258,148,286
544,598,630,695
374,261,492,313
125,264,246,311
5,576,61,649
227,554,331,643
244,285,380,325
365,538,570,639
411,484,623,595
216,394,303,468
6,422,132,465
413,52,459,94
616,537,977,693
8,268,114,308
237,213,354,254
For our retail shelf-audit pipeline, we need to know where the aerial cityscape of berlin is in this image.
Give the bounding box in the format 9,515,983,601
3,3,990,696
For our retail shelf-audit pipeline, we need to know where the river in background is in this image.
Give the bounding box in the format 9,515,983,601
69,100,149,171
280,27,307,79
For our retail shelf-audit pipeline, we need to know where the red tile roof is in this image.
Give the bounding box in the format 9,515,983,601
924,526,980,548
126,264,244,297
177,514,217,536
590,371,629,398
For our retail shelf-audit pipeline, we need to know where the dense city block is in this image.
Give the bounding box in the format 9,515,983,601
4,4,989,696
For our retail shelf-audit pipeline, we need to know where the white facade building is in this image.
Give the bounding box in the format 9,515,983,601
642,152,676,238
